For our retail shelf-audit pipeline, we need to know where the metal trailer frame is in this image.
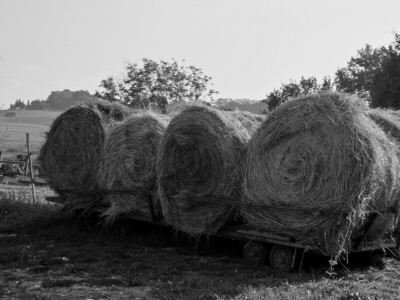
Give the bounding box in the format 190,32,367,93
45,194,399,272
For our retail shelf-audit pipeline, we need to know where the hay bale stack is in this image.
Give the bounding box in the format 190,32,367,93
369,109,400,141
39,99,131,209
230,110,268,134
97,112,170,224
369,108,400,239
157,105,265,235
242,92,400,258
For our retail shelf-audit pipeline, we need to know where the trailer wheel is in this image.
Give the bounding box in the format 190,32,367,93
269,246,294,272
243,241,266,265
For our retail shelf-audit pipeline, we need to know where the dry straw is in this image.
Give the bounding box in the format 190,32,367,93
369,108,400,238
39,99,131,209
157,105,265,235
369,108,400,141
242,92,400,258
97,112,170,225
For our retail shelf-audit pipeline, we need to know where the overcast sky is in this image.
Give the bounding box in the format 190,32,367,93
0,0,399,108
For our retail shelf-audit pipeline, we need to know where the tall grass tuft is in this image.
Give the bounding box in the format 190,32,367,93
0,187,61,231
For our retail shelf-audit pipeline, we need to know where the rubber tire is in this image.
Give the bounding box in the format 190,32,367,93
269,245,294,272
243,241,266,266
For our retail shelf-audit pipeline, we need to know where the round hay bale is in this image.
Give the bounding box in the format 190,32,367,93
84,98,130,123
230,110,267,134
369,108,400,141
369,108,400,239
242,92,400,258
38,99,131,208
97,112,170,224
157,105,265,235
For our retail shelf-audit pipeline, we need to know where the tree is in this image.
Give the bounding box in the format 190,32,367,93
369,33,400,108
334,33,400,108
9,99,26,110
335,44,387,103
262,76,333,110
94,77,120,103
97,58,218,113
26,100,46,110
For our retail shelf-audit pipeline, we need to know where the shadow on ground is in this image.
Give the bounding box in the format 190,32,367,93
0,211,399,299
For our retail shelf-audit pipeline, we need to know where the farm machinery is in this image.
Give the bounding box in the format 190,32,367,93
46,191,400,273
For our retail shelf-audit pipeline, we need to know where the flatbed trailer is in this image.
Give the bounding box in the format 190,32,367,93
46,194,399,272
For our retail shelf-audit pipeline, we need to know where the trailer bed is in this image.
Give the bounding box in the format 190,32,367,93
46,195,398,271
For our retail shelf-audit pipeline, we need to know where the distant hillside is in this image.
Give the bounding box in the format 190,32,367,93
10,92,269,114
214,98,268,114
10,89,99,111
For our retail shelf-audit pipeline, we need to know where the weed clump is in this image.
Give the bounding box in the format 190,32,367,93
0,188,60,231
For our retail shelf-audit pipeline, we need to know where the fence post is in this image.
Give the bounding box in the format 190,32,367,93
26,133,36,203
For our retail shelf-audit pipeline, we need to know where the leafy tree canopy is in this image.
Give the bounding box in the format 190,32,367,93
263,32,400,110
262,76,333,110
334,44,387,102
96,58,218,113
9,99,26,110
369,33,400,108
335,32,400,108
94,77,120,103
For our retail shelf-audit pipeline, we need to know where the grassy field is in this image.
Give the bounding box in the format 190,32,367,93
0,110,61,158
1,185,400,299
0,110,61,126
